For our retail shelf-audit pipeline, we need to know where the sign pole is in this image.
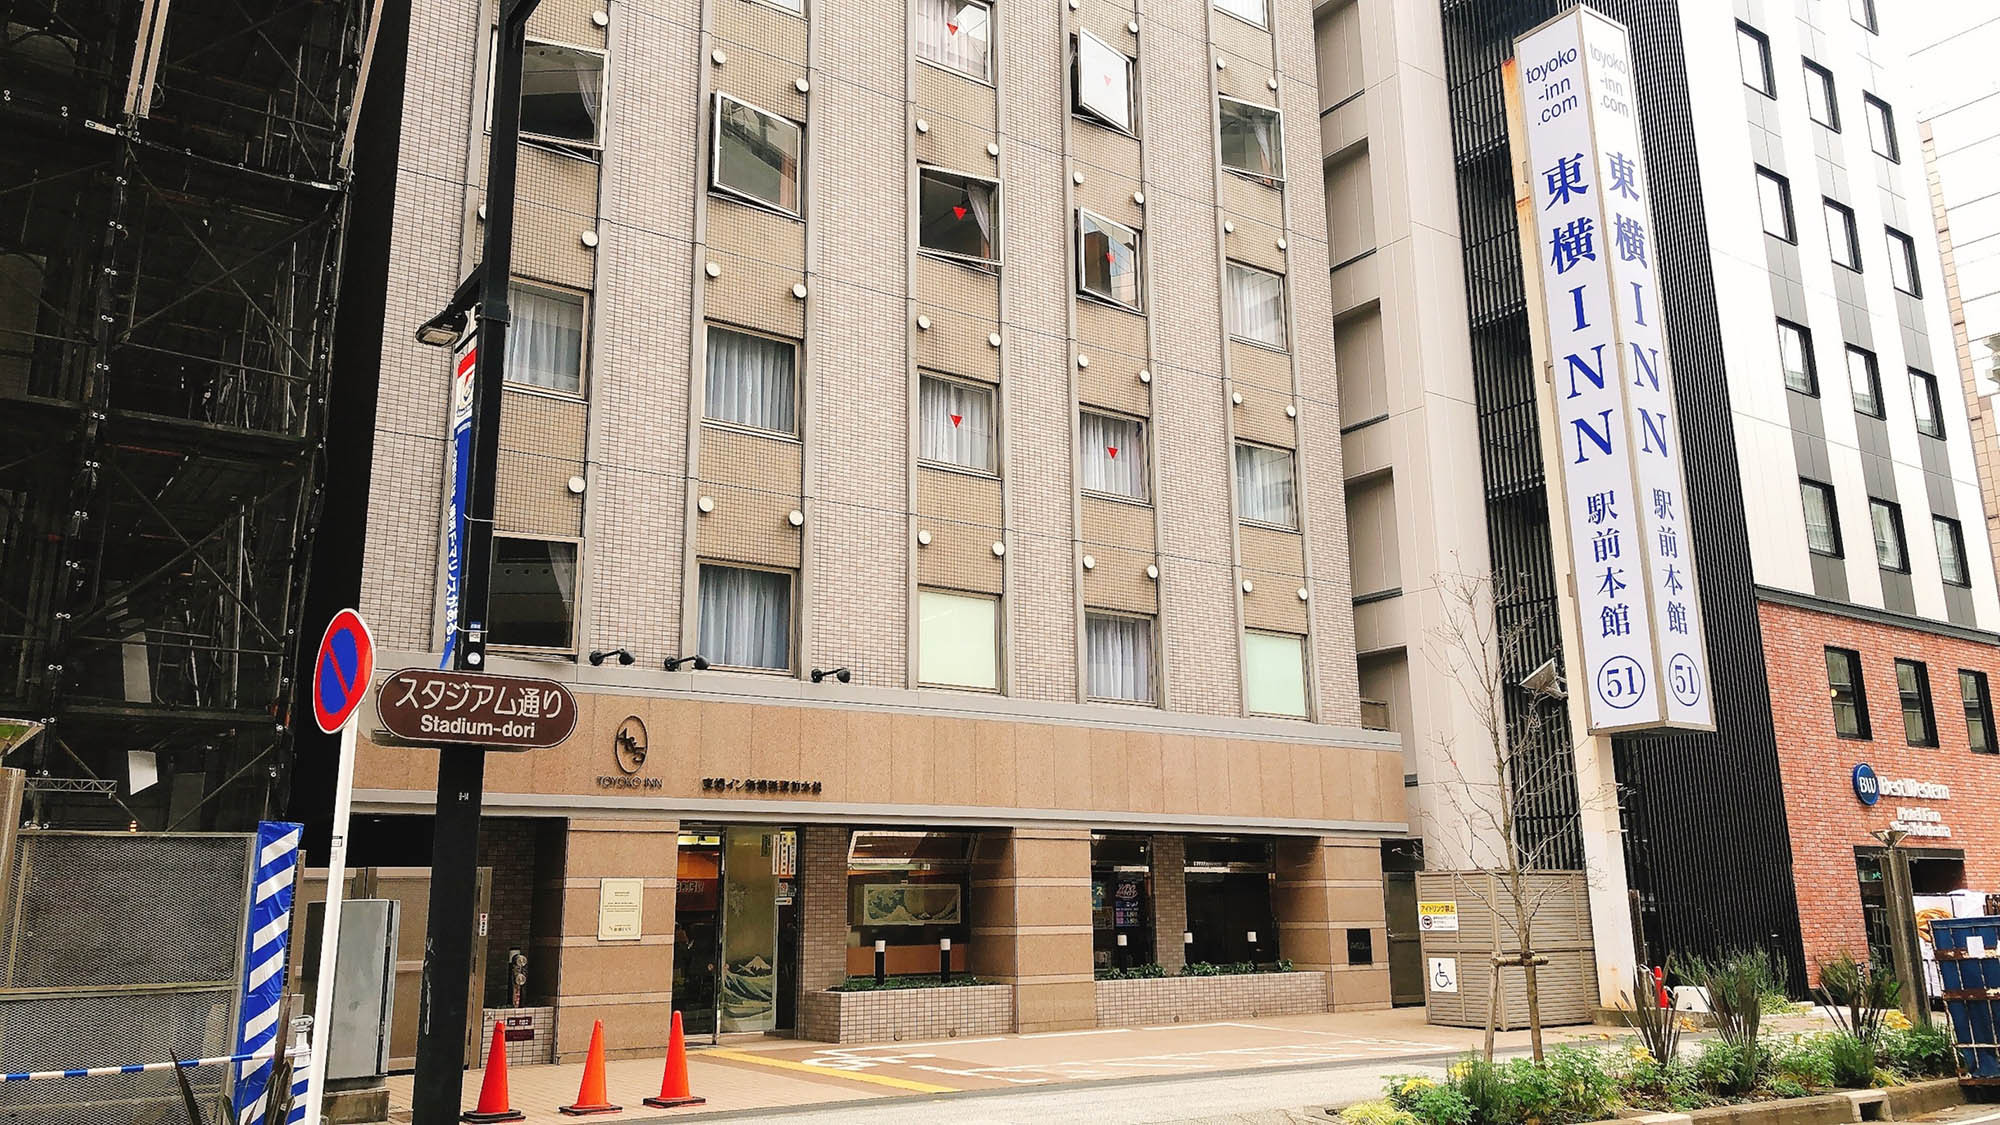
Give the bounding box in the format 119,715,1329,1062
303,714,358,1125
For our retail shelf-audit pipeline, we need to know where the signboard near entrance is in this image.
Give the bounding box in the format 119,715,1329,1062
1429,957,1459,994
597,878,643,941
376,667,577,749
1417,900,1460,932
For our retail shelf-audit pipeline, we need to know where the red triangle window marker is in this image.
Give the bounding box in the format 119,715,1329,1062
953,205,967,220
950,413,963,427
1107,446,1119,458
947,21,958,33
1106,250,1116,263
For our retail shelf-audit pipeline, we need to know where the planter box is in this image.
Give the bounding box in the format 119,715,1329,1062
1094,971,1329,1027
1575,1077,1963,1125
798,984,1012,1044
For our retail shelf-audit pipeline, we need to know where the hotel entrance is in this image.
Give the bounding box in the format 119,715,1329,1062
672,826,799,1040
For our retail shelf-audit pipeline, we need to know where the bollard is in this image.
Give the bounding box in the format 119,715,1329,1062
939,937,951,983
1115,932,1128,970
874,939,887,985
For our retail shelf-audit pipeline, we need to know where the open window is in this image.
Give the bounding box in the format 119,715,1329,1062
1073,31,1133,133
1077,210,1141,309
520,40,606,151
489,536,579,651
712,94,802,214
918,167,999,265
1219,95,1284,183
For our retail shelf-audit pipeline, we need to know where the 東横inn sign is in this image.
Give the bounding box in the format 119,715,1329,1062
1509,6,1714,734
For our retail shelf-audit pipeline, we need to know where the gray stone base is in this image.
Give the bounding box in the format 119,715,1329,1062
797,984,1014,1044
1094,971,1330,1026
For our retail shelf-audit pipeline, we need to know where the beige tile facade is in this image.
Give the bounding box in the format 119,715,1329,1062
356,0,1407,1055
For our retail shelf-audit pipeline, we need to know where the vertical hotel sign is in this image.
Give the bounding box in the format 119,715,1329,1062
439,330,476,669
1514,9,1712,732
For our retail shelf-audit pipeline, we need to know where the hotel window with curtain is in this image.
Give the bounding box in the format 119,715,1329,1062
918,375,995,473
1078,210,1141,309
1827,647,1870,739
519,40,605,151
1848,346,1883,417
1871,498,1908,572
918,589,999,690
1935,516,1970,586
1218,96,1284,183
1226,262,1287,350
505,282,584,395
1910,368,1943,437
1777,319,1816,395
1961,670,1995,754
1080,411,1147,501
712,94,802,214
489,537,578,650
1073,31,1133,133
704,325,797,435
914,0,991,82
1086,612,1155,704
1801,479,1841,557
698,564,792,671
1235,441,1297,528
1244,631,1307,717
918,167,998,266
1897,659,1937,747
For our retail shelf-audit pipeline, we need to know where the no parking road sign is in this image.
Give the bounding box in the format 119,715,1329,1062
312,608,376,734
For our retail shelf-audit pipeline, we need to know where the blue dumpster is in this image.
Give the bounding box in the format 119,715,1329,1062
1932,916,2000,1085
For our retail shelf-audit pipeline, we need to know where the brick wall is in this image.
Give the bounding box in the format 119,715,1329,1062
1758,599,2000,982
798,824,850,1012
1151,833,1188,973
477,817,540,1006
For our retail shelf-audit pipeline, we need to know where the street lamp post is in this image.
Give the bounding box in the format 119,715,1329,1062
410,1,541,1120
1870,827,1931,1027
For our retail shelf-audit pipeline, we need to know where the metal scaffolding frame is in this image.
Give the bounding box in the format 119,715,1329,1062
0,0,369,828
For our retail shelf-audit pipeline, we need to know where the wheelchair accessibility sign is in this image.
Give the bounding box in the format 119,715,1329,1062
1429,957,1459,994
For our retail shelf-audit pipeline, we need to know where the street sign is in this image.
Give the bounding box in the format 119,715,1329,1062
376,667,577,750
1417,900,1460,932
313,609,376,735
1429,957,1459,994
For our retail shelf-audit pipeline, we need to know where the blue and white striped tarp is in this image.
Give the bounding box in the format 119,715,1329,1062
233,821,301,1125
0,1046,302,1083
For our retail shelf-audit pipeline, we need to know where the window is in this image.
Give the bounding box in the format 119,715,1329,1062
1827,647,1870,739
1897,659,1937,747
1225,262,1287,349
1910,368,1944,438
1870,498,1908,572
1235,441,1297,528
712,94,801,213
1935,516,1970,586
1864,95,1899,162
1803,60,1839,130
1824,199,1860,270
1080,410,1148,500
918,374,996,473
1961,670,1996,754
1886,228,1920,295
1214,0,1266,28
506,283,584,394
1801,479,1842,557
704,325,797,435
1073,31,1133,133
1850,0,1877,32
520,41,605,149
1737,24,1774,96
1756,168,1794,241
1218,96,1284,183
1847,346,1884,417
489,537,577,650
1086,612,1155,703
1777,319,1817,395
699,564,791,671
918,589,999,690
1244,631,1308,717
918,167,999,265
914,0,990,82
1077,210,1141,309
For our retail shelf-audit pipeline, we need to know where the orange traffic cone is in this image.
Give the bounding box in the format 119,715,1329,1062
643,1011,706,1109
558,1019,622,1116
462,1021,525,1123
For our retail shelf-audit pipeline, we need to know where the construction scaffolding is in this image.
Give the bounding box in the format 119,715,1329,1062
0,0,371,829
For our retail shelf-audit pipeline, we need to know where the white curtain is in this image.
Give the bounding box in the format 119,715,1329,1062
699,565,791,670
1236,442,1297,527
1227,264,1287,349
506,285,584,393
1871,502,1905,569
1214,0,1266,26
1801,483,1836,554
1087,613,1153,702
965,179,994,254
706,326,797,434
1936,519,1966,584
1081,412,1146,499
920,375,995,471
915,0,989,80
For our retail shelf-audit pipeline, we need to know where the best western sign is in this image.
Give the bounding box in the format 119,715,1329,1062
1512,8,1713,733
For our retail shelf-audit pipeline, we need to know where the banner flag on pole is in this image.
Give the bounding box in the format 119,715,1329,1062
440,332,477,668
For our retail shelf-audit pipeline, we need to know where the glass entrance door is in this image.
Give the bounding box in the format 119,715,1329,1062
719,827,781,1032
674,826,796,1038
673,830,722,1038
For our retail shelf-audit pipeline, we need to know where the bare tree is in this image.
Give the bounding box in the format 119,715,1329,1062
1422,563,1605,1063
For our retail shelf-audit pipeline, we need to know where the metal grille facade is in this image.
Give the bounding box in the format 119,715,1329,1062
0,831,253,1124
1439,0,1809,991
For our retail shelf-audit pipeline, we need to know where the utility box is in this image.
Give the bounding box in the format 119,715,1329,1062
303,898,399,1079
1416,870,1596,1030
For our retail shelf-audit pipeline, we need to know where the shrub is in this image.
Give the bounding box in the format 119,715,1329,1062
1759,987,1803,1016
1537,1045,1619,1122
1818,952,1899,1046
1095,962,1166,981
1677,948,1778,1050
1615,1056,1707,1112
1691,1040,1763,1098
1879,1022,1957,1079
1826,1033,1876,1088
1446,1055,1518,1125
830,974,984,992
1406,1083,1474,1125
1768,1034,1835,1090
1769,1077,1809,1100
1339,1101,1418,1125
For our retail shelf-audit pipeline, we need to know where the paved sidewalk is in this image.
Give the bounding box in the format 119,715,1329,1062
383,1008,1632,1123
